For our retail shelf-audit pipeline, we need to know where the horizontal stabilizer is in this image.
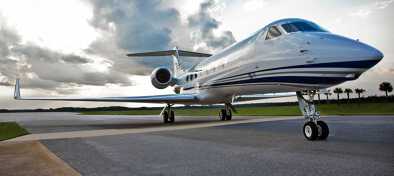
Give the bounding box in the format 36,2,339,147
127,50,212,57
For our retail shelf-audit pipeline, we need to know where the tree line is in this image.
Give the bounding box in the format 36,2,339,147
322,81,393,102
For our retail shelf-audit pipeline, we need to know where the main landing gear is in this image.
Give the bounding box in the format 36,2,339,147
162,104,175,123
219,103,233,121
297,91,329,141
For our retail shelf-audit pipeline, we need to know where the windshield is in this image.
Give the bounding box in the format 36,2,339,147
266,26,282,40
282,22,327,33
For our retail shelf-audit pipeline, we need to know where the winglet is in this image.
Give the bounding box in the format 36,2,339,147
14,79,21,100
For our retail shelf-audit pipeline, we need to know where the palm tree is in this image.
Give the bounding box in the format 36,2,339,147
323,90,331,103
344,88,353,101
379,82,393,97
354,88,365,99
333,87,343,102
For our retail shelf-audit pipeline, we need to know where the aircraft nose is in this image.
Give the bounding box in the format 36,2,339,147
372,47,384,60
358,42,384,61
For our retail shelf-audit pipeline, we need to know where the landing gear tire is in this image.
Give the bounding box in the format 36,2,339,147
225,110,232,121
169,110,175,123
317,121,329,140
163,111,169,123
297,91,330,141
303,122,318,141
162,104,175,124
219,109,226,121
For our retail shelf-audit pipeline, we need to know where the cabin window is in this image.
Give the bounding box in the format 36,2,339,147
186,75,189,82
282,22,327,33
265,26,281,40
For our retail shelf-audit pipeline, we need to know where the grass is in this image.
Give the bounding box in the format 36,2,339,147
0,122,29,141
318,102,394,115
81,102,394,116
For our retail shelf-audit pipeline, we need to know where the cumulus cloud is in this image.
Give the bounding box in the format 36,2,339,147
0,17,20,86
12,45,92,64
188,0,235,51
87,0,235,74
1,0,236,95
0,58,17,84
350,0,394,17
375,0,394,9
0,21,20,57
90,0,179,51
0,81,12,86
243,0,268,11
0,15,133,92
86,0,182,75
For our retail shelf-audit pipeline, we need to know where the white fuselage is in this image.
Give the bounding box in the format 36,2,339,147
176,19,383,104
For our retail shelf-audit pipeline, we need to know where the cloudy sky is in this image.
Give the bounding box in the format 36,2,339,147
0,0,393,109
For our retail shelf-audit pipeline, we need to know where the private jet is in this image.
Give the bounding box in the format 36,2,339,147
14,18,383,140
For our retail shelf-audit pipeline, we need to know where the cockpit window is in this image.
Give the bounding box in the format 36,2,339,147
282,22,326,33
265,26,281,40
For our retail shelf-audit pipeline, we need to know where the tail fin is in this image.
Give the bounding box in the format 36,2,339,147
14,79,21,99
126,47,212,77
172,46,182,77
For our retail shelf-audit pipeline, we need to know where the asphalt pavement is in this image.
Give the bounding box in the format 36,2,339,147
1,113,393,176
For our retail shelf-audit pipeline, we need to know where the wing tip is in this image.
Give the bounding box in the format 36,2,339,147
14,78,21,100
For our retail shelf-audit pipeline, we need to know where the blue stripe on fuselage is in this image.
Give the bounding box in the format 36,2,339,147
217,59,379,82
209,76,352,87
182,60,378,91
182,76,354,91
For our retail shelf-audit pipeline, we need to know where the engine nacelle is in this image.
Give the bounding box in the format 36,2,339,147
150,67,175,89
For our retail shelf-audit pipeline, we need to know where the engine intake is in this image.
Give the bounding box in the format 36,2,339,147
151,67,174,89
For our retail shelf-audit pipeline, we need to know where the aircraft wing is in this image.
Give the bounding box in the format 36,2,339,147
234,90,329,102
13,79,198,104
234,92,297,102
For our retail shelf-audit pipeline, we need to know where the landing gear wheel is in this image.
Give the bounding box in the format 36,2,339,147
169,110,175,123
303,121,318,141
219,109,226,121
163,111,169,123
317,121,329,140
225,110,232,121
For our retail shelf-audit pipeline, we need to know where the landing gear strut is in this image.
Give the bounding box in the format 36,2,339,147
297,91,329,140
162,104,175,123
219,103,233,121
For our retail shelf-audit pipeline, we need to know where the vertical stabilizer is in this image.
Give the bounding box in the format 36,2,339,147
172,46,182,77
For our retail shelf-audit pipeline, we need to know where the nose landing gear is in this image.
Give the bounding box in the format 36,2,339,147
297,91,329,141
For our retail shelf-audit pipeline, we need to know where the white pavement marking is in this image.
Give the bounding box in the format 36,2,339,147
6,117,300,142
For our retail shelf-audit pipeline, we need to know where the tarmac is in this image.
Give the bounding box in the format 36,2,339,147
0,112,393,176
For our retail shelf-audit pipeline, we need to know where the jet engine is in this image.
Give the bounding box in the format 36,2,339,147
150,67,175,89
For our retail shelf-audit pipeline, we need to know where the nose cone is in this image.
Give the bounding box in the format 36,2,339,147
340,37,384,61
372,48,384,60
348,42,384,72
301,33,384,62
361,43,384,61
